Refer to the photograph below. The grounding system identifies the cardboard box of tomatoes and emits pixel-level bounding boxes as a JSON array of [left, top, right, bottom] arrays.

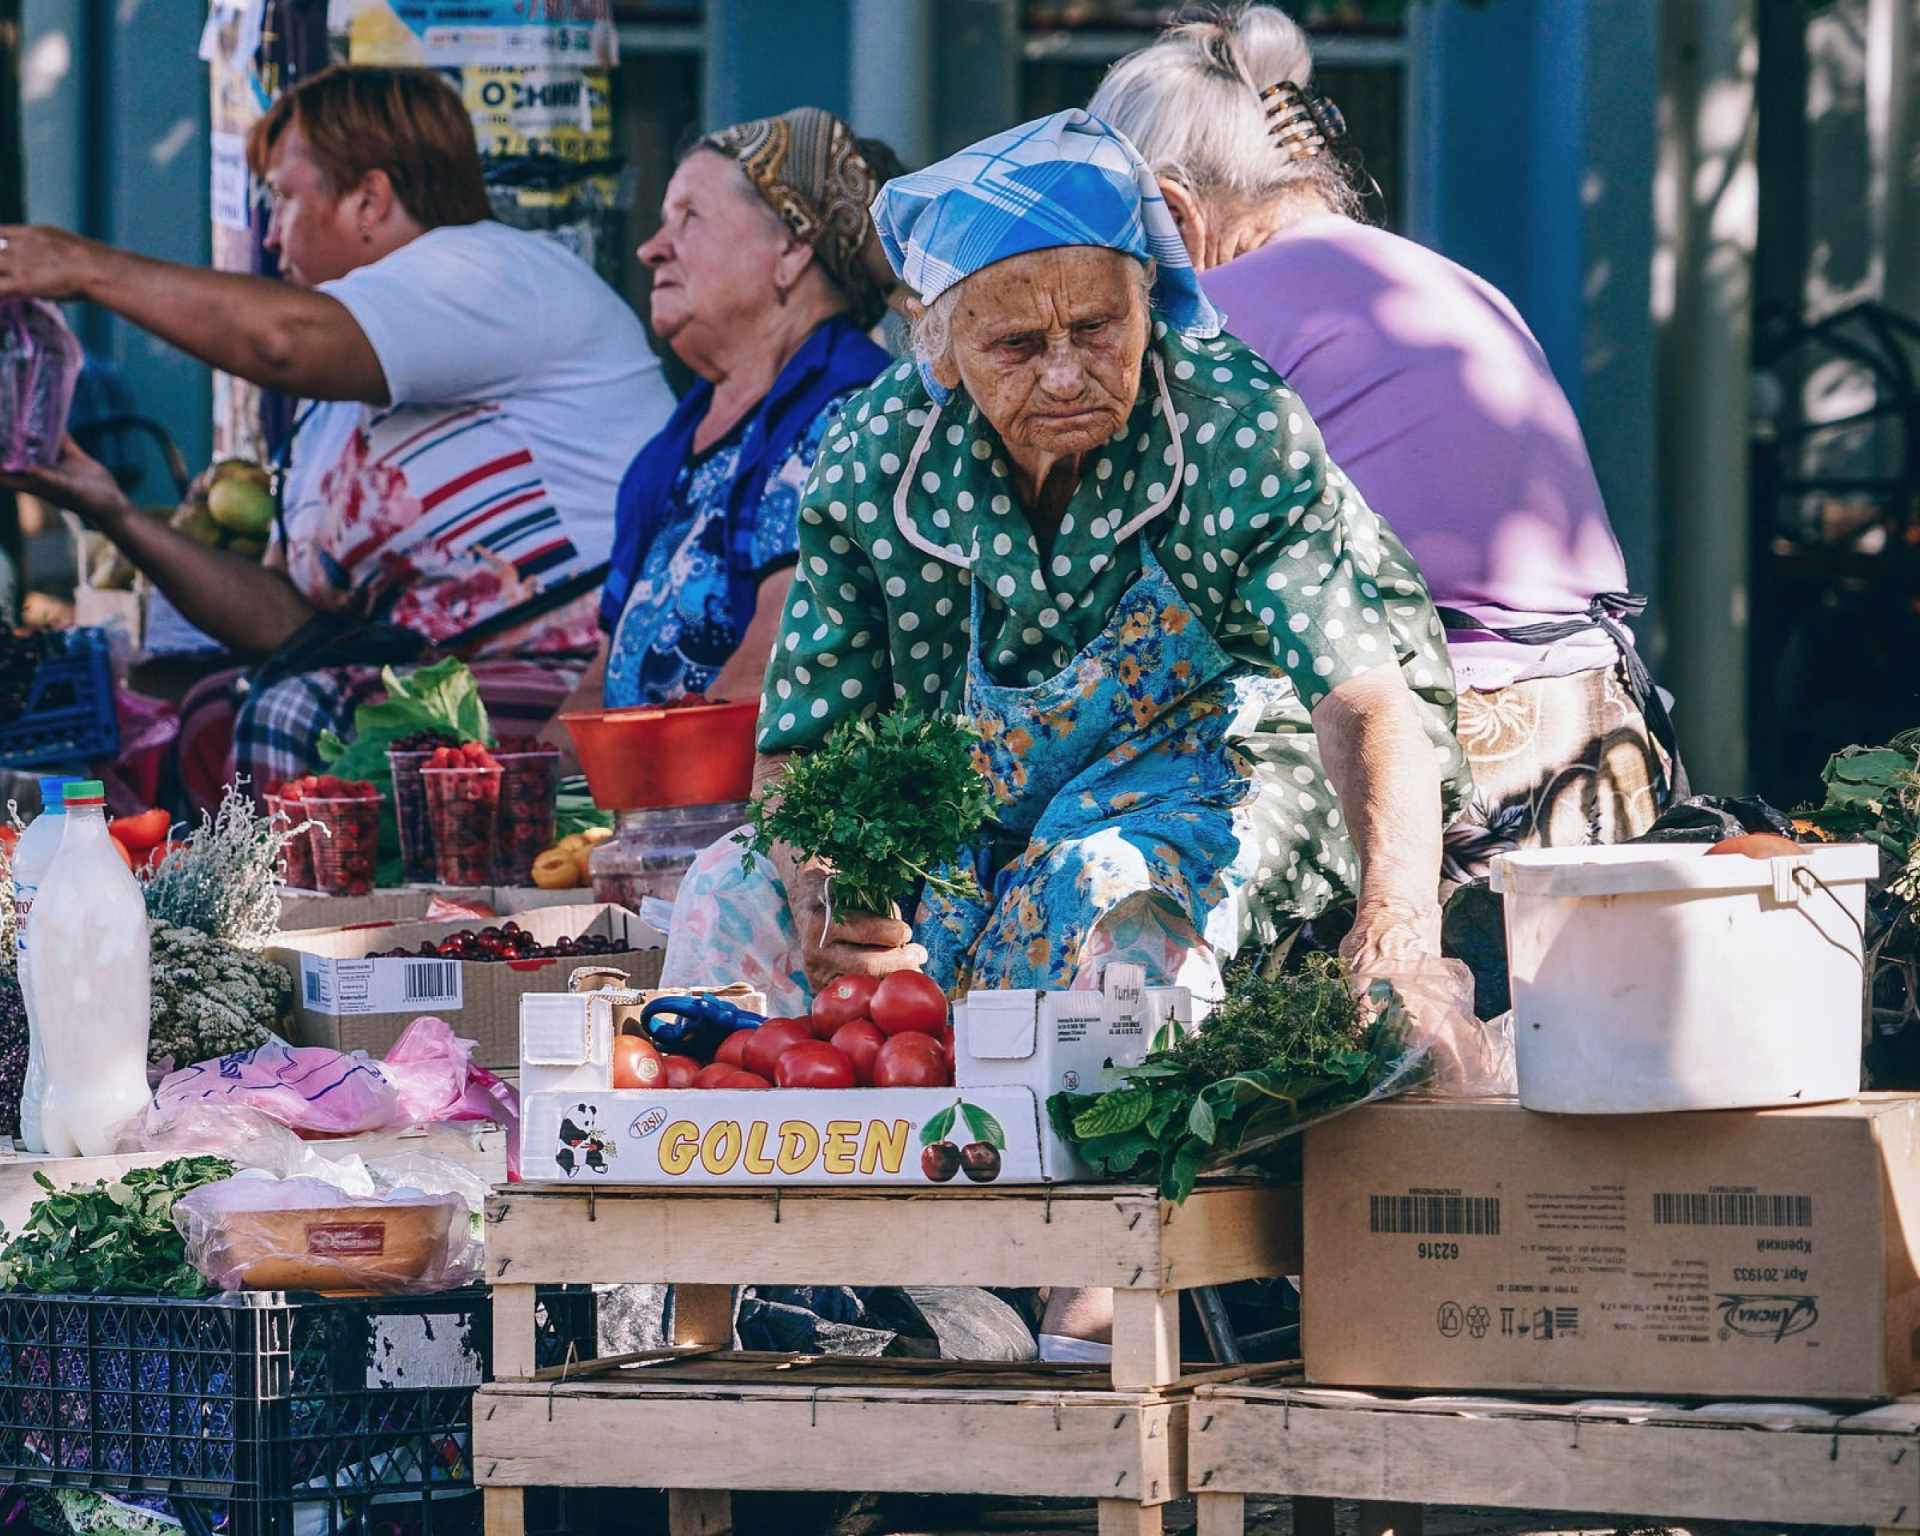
[[517, 964, 1194, 1186]]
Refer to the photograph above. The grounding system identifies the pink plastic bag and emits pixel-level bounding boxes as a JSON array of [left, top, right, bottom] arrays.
[[149, 1040, 401, 1139], [381, 1016, 522, 1179], [0, 299, 83, 471]]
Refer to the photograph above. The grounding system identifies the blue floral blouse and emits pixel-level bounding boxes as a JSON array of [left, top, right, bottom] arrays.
[[604, 393, 853, 707]]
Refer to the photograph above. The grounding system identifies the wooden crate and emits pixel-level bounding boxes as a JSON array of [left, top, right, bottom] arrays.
[[1185, 1380, 1920, 1536], [477, 1180, 1300, 1536]]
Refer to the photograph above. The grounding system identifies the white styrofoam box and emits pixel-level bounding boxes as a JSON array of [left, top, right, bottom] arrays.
[[522, 1086, 1047, 1186], [954, 963, 1192, 1097]]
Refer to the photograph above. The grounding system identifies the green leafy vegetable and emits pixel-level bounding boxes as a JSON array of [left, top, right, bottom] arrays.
[[317, 658, 493, 782], [1797, 729, 1920, 1043], [1797, 731, 1920, 898], [743, 710, 994, 917], [316, 659, 495, 884], [556, 776, 614, 841], [0, 1157, 235, 1296], [1047, 955, 1425, 1202]]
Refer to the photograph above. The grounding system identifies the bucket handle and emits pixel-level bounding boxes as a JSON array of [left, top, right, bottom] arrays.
[[1790, 864, 1867, 946]]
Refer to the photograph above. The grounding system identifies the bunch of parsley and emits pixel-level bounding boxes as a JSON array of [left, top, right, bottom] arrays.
[[1047, 956, 1425, 1202], [743, 710, 994, 917], [0, 1158, 235, 1297]]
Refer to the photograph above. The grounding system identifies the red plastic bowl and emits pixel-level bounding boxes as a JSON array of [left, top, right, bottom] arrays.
[[563, 699, 759, 810]]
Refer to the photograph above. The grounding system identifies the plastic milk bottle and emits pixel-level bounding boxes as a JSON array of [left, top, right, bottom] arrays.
[[9, 774, 75, 1152], [24, 780, 152, 1156]]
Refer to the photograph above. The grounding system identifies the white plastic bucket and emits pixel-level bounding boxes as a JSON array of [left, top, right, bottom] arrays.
[[1489, 842, 1879, 1113]]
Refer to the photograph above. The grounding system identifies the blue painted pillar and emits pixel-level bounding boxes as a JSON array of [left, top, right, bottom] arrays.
[[703, 0, 851, 133]]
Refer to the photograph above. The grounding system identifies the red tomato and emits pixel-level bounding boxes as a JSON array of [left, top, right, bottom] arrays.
[[872, 1032, 952, 1088], [612, 1033, 664, 1090], [741, 1019, 815, 1081], [829, 1020, 887, 1085], [692, 1062, 739, 1089], [811, 975, 879, 1036], [869, 971, 949, 1037], [712, 1028, 755, 1069], [774, 1041, 858, 1090], [108, 808, 170, 854], [660, 1054, 702, 1089], [108, 836, 134, 871], [718, 1069, 772, 1090]]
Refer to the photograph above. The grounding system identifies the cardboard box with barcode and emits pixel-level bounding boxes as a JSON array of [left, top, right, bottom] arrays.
[[517, 964, 1193, 1187], [1304, 1096, 1920, 1401], [267, 903, 663, 1068]]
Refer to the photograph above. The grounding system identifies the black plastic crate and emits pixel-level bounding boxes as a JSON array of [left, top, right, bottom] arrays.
[[0, 1286, 594, 1536]]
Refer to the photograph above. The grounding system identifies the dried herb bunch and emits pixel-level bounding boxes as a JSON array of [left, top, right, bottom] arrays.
[[142, 781, 302, 949]]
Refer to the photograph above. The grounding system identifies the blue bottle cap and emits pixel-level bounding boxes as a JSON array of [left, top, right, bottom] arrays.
[[37, 776, 77, 814]]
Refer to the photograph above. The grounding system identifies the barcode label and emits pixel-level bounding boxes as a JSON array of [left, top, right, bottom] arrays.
[[1369, 1194, 1501, 1236], [1653, 1192, 1812, 1228], [404, 960, 460, 1005], [298, 956, 464, 1016]]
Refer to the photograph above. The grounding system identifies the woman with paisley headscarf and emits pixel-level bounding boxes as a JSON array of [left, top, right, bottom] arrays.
[[547, 108, 902, 735]]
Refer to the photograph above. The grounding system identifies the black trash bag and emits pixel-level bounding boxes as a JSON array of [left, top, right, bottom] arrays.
[[1629, 793, 1796, 845], [736, 1285, 895, 1355]]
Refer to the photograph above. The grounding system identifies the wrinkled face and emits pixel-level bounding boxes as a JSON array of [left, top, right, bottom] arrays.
[[943, 247, 1149, 468], [639, 150, 790, 359], [262, 126, 366, 288]]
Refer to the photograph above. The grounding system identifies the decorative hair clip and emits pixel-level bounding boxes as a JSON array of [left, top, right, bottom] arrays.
[[1260, 80, 1347, 159]]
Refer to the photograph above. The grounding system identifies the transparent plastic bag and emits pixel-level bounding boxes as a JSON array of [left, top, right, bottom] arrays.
[[0, 299, 83, 471], [1363, 953, 1516, 1099], [172, 1172, 480, 1294]]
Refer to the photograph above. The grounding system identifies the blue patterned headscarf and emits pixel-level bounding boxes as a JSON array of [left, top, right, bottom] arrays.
[[871, 109, 1223, 350]]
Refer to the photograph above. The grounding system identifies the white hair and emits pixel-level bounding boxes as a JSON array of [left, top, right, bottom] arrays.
[[909, 255, 1155, 376], [1088, 4, 1358, 215]]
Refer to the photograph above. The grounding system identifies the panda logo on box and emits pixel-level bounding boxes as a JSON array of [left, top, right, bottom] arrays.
[[555, 1103, 618, 1178]]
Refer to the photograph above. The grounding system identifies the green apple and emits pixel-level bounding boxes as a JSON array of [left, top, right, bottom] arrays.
[[206, 464, 276, 536]]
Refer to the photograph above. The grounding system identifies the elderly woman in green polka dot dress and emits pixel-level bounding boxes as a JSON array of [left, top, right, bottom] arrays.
[[659, 109, 1469, 1023]]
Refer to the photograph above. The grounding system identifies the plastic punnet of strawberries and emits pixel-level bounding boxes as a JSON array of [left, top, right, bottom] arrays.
[[421, 742, 504, 886], [283, 775, 381, 895]]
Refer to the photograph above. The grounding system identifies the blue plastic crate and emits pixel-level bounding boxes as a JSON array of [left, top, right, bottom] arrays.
[[0, 628, 120, 769]]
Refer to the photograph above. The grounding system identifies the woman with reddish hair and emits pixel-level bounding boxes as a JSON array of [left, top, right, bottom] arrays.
[[0, 66, 674, 802]]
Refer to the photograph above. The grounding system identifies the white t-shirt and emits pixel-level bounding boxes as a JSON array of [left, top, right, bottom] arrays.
[[270, 222, 674, 651]]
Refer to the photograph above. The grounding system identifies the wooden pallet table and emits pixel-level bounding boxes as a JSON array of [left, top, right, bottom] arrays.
[[475, 1179, 1300, 1536], [1186, 1380, 1920, 1536]]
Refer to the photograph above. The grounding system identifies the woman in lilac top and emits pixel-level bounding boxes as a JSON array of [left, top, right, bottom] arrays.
[[1091, 5, 1682, 876]]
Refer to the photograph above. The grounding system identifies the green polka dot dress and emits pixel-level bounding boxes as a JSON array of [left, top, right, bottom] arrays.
[[760, 323, 1471, 934]]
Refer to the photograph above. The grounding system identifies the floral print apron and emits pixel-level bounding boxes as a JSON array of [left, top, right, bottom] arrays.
[[918, 545, 1299, 995]]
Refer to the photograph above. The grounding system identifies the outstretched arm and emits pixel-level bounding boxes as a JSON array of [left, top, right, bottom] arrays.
[[0, 226, 388, 403]]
